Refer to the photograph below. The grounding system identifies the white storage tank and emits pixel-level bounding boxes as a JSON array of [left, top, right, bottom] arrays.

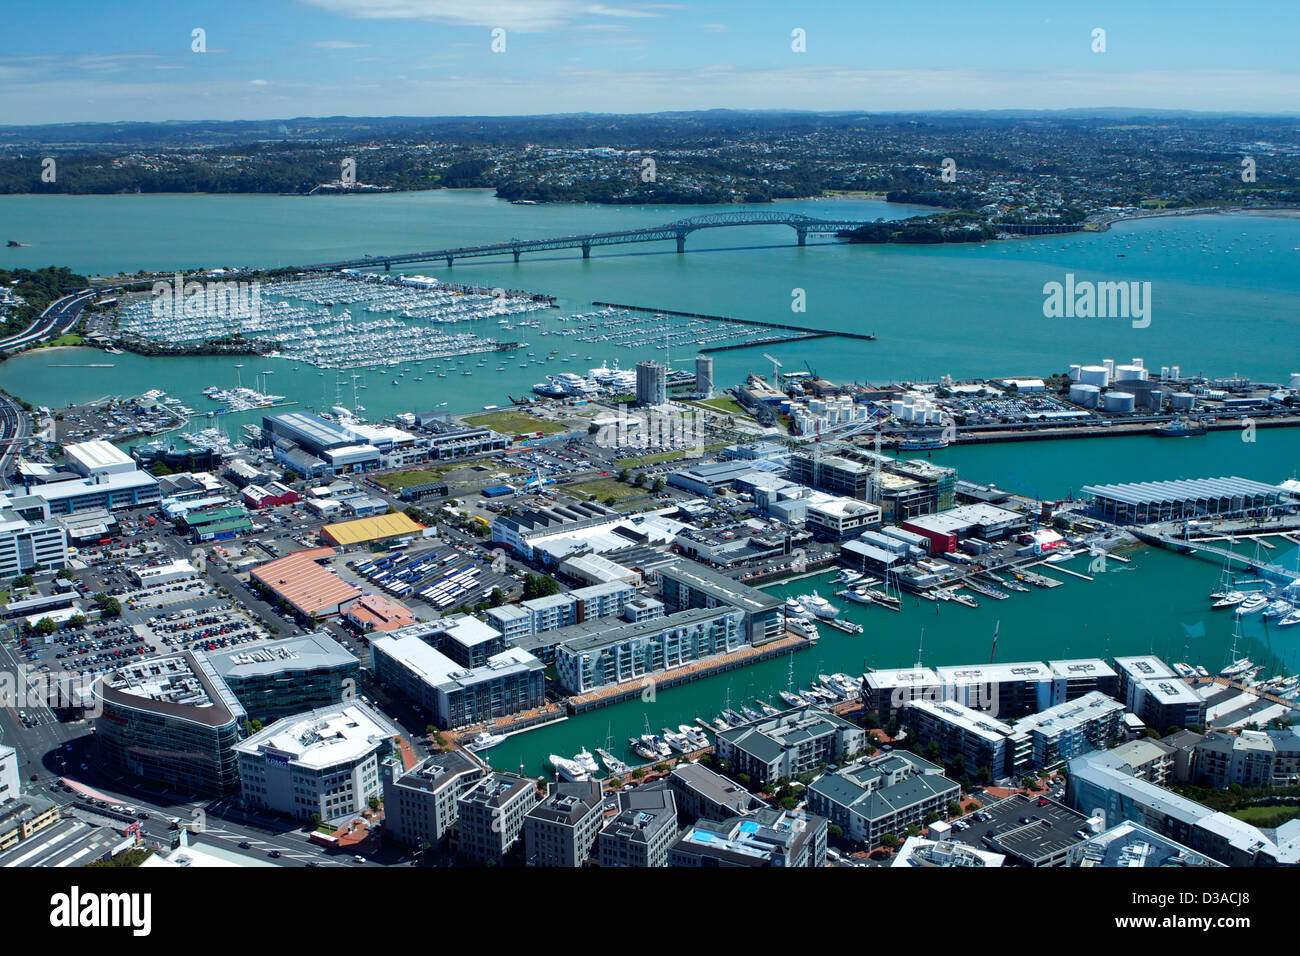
[[1159, 366, 1170, 380], [1131, 357, 1144, 369], [1114, 364, 1149, 382], [1170, 365, 1180, 380], [1170, 392, 1197, 411], [1079, 365, 1111, 387], [1103, 391, 1135, 413], [1103, 359, 1115, 375], [1069, 383, 1101, 408], [1069, 364, 1083, 382], [1289, 373, 1300, 391]]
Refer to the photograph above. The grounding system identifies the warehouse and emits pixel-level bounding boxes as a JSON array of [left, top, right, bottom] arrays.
[[251, 547, 362, 620], [320, 512, 425, 548], [903, 503, 1027, 555], [1081, 476, 1293, 525]]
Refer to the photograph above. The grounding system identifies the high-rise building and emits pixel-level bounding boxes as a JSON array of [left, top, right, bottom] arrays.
[[635, 360, 667, 406]]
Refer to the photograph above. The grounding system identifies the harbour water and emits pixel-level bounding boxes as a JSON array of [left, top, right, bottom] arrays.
[[2, 190, 1298, 774]]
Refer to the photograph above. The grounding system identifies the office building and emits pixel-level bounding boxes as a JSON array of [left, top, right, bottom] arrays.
[[0, 506, 68, 576], [715, 707, 866, 787], [205, 632, 360, 722], [670, 807, 827, 867], [806, 752, 960, 847], [523, 780, 604, 867], [381, 750, 485, 850], [234, 702, 399, 821], [93, 652, 247, 796], [1072, 821, 1223, 868], [457, 772, 538, 864], [370, 617, 545, 729], [598, 787, 679, 868]]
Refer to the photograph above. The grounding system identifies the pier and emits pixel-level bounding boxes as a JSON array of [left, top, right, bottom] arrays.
[[592, 301, 877, 347]]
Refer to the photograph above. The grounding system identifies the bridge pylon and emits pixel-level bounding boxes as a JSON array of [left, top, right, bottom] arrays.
[[796, 227, 807, 247], [676, 232, 686, 254], [513, 249, 520, 263], [581, 242, 590, 259]]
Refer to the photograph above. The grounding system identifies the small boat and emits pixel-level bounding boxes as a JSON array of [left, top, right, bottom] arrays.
[[629, 737, 658, 761], [1213, 590, 1247, 609], [1278, 609, 1300, 628], [721, 708, 747, 727], [662, 729, 693, 754], [550, 754, 590, 782], [1172, 662, 1198, 679], [680, 724, 709, 749], [787, 617, 818, 639], [784, 596, 812, 619], [779, 690, 807, 708], [466, 731, 507, 752], [758, 700, 780, 716], [741, 704, 762, 721], [596, 748, 630, 775], [799, 592, 839, 620]]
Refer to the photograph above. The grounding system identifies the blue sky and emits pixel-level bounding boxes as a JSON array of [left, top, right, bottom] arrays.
[[2, 0, 1299, 124]]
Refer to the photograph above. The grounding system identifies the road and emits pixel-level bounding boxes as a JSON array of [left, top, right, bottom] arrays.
[[0, 390, 30, 486], [0, 288, 95, 352]]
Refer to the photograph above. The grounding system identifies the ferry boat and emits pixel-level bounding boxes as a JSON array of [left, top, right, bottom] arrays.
[[466, 731, 507, 752], [550, 754, 590, 782], [898, 437, 950, 451], [1156, 418, 1207, 437]]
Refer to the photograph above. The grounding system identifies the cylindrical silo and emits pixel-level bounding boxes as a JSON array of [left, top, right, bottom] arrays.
[[1171, 392, 1196, 411]]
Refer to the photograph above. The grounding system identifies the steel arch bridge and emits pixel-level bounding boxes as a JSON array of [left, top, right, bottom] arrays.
[[302, 210, 871, 271]]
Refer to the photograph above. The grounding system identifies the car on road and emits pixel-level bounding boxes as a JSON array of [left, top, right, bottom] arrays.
[[238, 841, 251, 849], [353, 855, 365, 863], [268, 850, 282, 858]]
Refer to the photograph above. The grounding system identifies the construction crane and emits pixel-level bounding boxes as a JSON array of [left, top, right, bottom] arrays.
[[762, 352, 783, 388]]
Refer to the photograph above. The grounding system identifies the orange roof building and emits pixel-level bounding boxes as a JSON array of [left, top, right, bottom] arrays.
[[250, 547, 362, 620], [344, 593, 418, 633], [320, 512, 424, 548]]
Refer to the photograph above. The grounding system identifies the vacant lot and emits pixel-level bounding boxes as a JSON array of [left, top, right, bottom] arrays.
[[462, 410, 569, 436], [372, 468, 447, 491], [696, 396, 747, 416], [569, 478, 648, 504]]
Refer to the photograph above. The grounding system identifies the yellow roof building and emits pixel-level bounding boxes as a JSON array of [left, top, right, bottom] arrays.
[[321, 512, 424, 547]]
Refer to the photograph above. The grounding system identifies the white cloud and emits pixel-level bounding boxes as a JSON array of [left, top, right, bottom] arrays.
[[295, 0, 675, 32], [311, 40, 371, 49]]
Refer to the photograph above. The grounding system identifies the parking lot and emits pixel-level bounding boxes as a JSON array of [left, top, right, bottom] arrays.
[[950, 792, 1089, 866]]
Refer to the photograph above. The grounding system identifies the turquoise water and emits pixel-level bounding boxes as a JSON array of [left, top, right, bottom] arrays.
[[2, 191, 1297, 773]]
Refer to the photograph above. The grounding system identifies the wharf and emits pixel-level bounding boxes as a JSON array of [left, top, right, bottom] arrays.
[[1017, 569, 1063, 588], [566, 632, 814, 714], [1048, 564, 1095, 581], [591, 301, 877, 344]]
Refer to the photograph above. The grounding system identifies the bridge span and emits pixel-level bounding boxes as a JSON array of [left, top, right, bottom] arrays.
[[303, 211, 871, 271]]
